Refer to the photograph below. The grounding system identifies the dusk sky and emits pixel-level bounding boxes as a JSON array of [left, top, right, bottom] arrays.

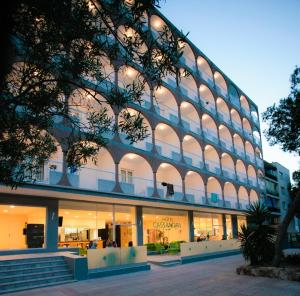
[[160, 0, 300, 179]]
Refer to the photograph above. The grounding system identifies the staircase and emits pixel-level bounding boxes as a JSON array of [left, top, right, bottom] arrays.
[[0, 256, 76, 294]]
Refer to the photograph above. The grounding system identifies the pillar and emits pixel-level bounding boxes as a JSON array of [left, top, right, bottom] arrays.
[[188, 210, 194, 242], [46, 199, 59, 251], [231, 215, 238, 239], [136, 206, 143, 246], [222, 213, 227, 240]]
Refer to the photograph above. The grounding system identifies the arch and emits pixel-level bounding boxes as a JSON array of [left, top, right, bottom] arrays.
[[233, 134, 245, 158], [179, 41, 196, 70], [118, 108, 152, 151], [179, 69, 199, 102], [221, 153, 236, 180], [250, 189, 259, 204], [245, 141, 255, 163], [236, 159, 247, 183], [214, 71, 227, 97], [185, 171, 205, 204], [75, 147, 115, 192], [157, 163, 183, 201], [118, 66, 151, 109], [119, 153, 153, 197], [240, 95, 250, 116], [242, 118, 252, 137], [202, 114, 218, 144], [204, 145, 221, 175], [197, 56, 213, 86], [255, 147, 262, 159], [216, 97, 231, 124], [247, 165, 257, 186], [224, 182, 238, 209], [231, 109, 243, 134], [69, 88, 114, 138], [207, 177, 223, 205], [180, 101, 201, 134], [150, 15, 171, 40], [219, 125, 233, 152], [228, 84, 240, 108], [155, 123, 181, 161], [199, 85, 216, 114], [257, 169, 265, 189], [182, 135, 203, 168], [238, 186, 249, 209], [253, 130, 261, 146], [154, 86, 179, 123], [251, 108, 259, 124]]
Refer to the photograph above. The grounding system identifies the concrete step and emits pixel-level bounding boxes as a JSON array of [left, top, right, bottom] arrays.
[[0, 256, 64, 266]]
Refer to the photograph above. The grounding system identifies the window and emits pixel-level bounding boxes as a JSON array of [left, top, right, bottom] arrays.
[[121, 169, 133, 183], [282, 201, 286, 210]]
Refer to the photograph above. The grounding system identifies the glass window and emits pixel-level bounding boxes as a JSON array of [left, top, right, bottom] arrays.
[[143, 208, 188, 245], [0, 204, 46, 250], [193, 212, 223, 241], [121, 169, 133, 183], [226, 215, 233, 239], [237, 215, 247, 233]]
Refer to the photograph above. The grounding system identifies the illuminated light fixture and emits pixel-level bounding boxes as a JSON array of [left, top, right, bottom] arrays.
[[126, 68, 135, 77], [88, 213, 92, 216], [205, 146, 211, 150], [153, 20, 162, 29], [33, 71, 39, 76], [199, 85, 206, 91], [127, 153, 136, 160], [87, 94, 93, 100], [156, 87, 164, 95], [219, 125, 224, 130], [184, 135, 192, 141], [187, 171, 193, 176], [202, 114, 209, 120], [161, 163, 169, 168], [9, 205, 15, 208], [155, 216, 159, 219], [158, 124, 165, 130], [181, 102, 189, 109], [75, 216, 79, 218], [125, 28, 134, 38], [3, 209, 8, 213], [64, 211, 69, 215]]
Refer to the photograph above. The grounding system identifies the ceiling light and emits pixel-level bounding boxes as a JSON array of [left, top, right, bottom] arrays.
[[9, 205, 15, 208], [88, 213, 92, 216], [158, 124, 165, 130], [3, 209, 8, 213], [64, 211, 69, 215], [181, 102, 189, 108], [75, 216, 79, 218]]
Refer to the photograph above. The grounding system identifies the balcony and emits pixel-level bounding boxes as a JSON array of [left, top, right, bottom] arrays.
[[203, 128, 219, 144], [237, 172, 248, 184], [220, 139, 233, 152], [217, 112, 231, 125], [245, 154, 256, 164], [222, 167, 236, 180], [181, 117, 201, 135], [120, 133, 153, 152], [185, 187, 206, 205], [154, 103, 179, 124], [232, 120, 243, 134], [205, 160, 221, 175], [207, 192, 223, 207], [183, 151, 204, 169], [248, 177, 257, 187], [155, 139, 181, 162], [256, 157, 264, 168], [199, 71, 214, 87], [180, 84, 198, 103], [215, 85, 228, 98], [234, 146, 245, 158], [120, 176, 153, 197]]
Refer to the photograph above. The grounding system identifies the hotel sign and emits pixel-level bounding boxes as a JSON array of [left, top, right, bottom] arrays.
[[153, 216, 181, 230]]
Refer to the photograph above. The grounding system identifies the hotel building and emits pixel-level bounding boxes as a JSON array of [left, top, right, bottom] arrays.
[[0, 6, 265, 254]]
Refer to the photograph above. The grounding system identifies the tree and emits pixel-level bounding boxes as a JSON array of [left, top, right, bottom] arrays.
[[262, 66, 300, 266], [0, 0, 185, 187]]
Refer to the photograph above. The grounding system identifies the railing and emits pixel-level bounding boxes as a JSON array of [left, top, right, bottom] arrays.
[[180, 55, 196, 71], [234, 145, 245, 158], [236, 172, 248, 184], [222, 167, 236, 180], [154, 102, 179, 124], [180, 84, 199, 103], [256, 157, 264, 168], [241, 106, 250, 118], [205, 160, 221, 175], [157, 183, 184, 201], [120, 176, 154, 197], [200, 97, 217, 114], [155, 139, 181, 161], [215, 85, 228, 98], [120, 133, 153, 152], [238, 200, 250, 210], [220, 139, 233, 152], [185, 187, 206, 204], [181, 116, 201, 135], [199, 71, 214, 87], [162, 74, 177, 89], [248, 177, 257, 187], [207, 191, 223, 207], [217, 111, 231, 124], [224, 195, 238, 209], [203, 128, 219, 144], [232, 120, 243, 134], [183, 151, 203, 169], [245, 154, 255, 164]]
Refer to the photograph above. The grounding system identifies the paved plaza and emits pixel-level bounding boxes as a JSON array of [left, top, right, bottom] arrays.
[[7, 255, 300, 296]]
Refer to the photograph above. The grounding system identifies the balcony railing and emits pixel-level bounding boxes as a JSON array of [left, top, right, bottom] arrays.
[[185, 187, 206, 204], [220, 139, 233, 152], [120, 176, 154, 197], [183, 151, 204, 169], [234, 145, 245, 158], [155, 139, 181, 162], [154, 102, 179, 124], [203, 128, 219, 144], [207, 192, 223, 207], [238, 200, 250, 210], [205, 160, 221, 175], [180, 85, 199, 103], [224, 195, 238, 209], [157, 183, 183, 201], [237, 172, 248, 184], [199, 71, 214, 87], [180, 55, 196, 71], [217, 112, 231, 125], [245, 154, 255, 164], [200, 97, 217, 114], [181, 116, 201, 135], [215, 85, 228, 98], [248, 177, 257, 187], [222, 167, 236, 180], [120, 133, 153, 152], [241, 106, 251, 118], [232, 120, 243, 134]]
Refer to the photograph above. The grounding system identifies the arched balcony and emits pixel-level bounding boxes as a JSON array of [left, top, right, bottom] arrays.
[[182, 135, 203, 168], [228, 84, 240, 109], [242, 118, 253, 141], [150, 15, 171, 41], [251, 108, 259, 126], [71, 147, 115, 191], [221, 153, 236, 180], [255, 147, 264, 168], [118, 108, 152, 152], [179, 69, 199, 102], [180, 101, 201, 134], [257, 170, 265, 190], [250, 189, 259, 204], [240, 95, 251, 117], [154, 86, 179, 123], [207, 177, 223, 206], [245, 141, 255, 164], [233, 134, 245, 158], [185, 171, 205, 204], [219, 125, 233, 152], [197, 56, 214, 87], [118, 66, 151, 109], [216, 98, 231, 124], [236, 160, 248, 184], [253, 130, 261, 147], [214, 71, 227, 98], [119, 153, 153, 197], [238, 186, 249, 209], [224, 182, 238, 209], [202, 114, 219, 144], [155, 123, 181, 162], [231, 109, 243, 134], [204, 145, 221, 175], [179, 41, 196, 71], [69, 88, 114, 138], [199, 85, 216, 114], [157, 163, 183, 201], [247, 165, 257, 187]]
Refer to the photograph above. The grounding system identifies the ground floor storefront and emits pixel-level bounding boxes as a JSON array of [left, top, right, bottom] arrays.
[[0, 188, 247, 254]]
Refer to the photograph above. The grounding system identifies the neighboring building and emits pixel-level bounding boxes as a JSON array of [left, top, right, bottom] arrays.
[[264, 161, 299, 232], [0, 6, 265, 254]]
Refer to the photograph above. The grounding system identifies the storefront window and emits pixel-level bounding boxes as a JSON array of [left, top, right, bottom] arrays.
[[226, 215, 233, 239], [193, 212, 223, 241], [0, 204, 46, 250], [237, 215, 247, 233], [58, 201, 136, 249], [143, 208, 188, 245]]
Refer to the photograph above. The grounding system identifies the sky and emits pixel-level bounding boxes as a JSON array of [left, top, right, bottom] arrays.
[[159, 0, 300, 179]]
